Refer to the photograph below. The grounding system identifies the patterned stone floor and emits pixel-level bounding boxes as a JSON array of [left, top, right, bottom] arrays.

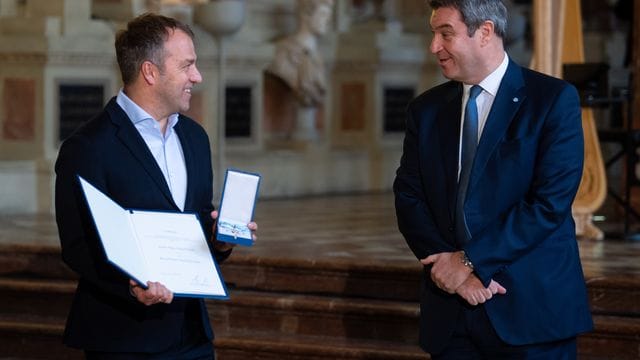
[[2, 192, 640, 278]]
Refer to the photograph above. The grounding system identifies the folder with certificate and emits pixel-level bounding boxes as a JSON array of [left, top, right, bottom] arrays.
[[78, 176, 228, 299], [216, 169, 261, 246]]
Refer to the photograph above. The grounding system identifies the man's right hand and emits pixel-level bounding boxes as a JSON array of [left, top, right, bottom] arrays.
[[129, 279, 173, 306], [456, 275, 507, 306], [421, 251, 473, 294]]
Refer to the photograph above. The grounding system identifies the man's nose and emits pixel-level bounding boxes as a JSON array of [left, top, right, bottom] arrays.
[[429, 35, 441, 54], [192, 66, 203, 84]]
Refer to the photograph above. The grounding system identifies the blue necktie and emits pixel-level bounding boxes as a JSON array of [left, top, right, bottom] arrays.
[[456, 85, 482, 245]]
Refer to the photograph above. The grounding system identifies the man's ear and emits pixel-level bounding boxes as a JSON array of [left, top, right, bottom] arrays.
[[140, 61, 158, 85], [478, 20, 495, 46]]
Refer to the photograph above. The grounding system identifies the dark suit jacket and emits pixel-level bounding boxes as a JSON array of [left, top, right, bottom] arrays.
[[394, 59, 593, 353], [55, 98, 229, 352]]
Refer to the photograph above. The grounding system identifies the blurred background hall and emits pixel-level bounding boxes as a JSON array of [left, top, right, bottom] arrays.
[[0, 0, 639, 359]]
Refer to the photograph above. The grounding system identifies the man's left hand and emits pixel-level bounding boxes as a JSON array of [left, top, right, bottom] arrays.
[[210, 210, 258, 251], [456, 275, 507, 306]]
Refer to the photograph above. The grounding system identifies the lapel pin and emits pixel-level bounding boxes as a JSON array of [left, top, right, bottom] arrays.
[[513, 97, 519, 102]]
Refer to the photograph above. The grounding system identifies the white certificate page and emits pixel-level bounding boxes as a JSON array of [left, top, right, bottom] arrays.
[[79, 176, 227, 299], [129, 210, 227, 297]]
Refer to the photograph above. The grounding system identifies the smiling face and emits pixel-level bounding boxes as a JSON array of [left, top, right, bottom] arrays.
[[429, 6, 485, 84], [154, 29, 202, 115]]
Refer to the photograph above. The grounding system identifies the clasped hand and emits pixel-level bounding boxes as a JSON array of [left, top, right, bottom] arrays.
[[421, 251, 506, 306]]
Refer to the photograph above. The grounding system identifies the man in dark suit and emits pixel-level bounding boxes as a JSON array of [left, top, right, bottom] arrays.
[[55, 13, 256, 359], [393, 0, 593, 358]]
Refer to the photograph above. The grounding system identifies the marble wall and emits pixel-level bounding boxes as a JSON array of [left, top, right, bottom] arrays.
[[0, 0, 436, 214]]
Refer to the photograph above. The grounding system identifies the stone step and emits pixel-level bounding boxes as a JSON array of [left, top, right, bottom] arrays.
[[0, 313, 425, 360], [211, 290, 640, 359], [1, 275, 638, 360], [0, 243, 423, 302], [577, 315, 640, 360], [0, 314, 82, 359], [221, 253, 640, 318], [209, 289, 419, 344], [0, 277, 74, 319], [586, 275, 640, 316], [1, 312, 635, 360], [4, 275, 638, 350], [220, 254, 422, 302], [214, 331, 426, 360], [0, 276, 419, 344], [0, 245, 74, 280], [1, 244, 639, 360], [2, 245, 639, 318], [0, 312, 423, 360]]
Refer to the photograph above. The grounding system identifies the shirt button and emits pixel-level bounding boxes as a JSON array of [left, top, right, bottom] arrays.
[[448, 226, 454, 232]]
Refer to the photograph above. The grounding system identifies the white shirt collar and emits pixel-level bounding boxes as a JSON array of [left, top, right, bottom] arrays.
[[116, 89, 179, 129], [467, 52, 509, 96]]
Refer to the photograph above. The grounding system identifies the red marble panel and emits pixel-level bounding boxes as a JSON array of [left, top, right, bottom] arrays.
[[340, 82, 365, 131], [263, 73, 297, 135], [2, 78, 36, 141]]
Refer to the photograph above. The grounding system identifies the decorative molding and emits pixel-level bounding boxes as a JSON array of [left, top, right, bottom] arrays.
[[333, 60, 423, 73], [0, 52, 115, 66], [46, 52, 115, 66], [0, 52, 47, 65], [197, 55, 272, 71]]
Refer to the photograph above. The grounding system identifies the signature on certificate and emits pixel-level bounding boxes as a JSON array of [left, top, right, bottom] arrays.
[[190, 275, 209, 287]]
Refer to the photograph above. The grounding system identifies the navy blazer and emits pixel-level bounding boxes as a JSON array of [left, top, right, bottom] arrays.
[[55, 98, 228, 352], [394, 60, 593, 353]]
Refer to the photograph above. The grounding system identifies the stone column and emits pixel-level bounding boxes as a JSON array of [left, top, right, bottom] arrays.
[[531, 0, 607, 240]]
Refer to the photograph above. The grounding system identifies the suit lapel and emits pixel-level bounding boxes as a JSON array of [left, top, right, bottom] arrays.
[[436, 84, 463, 220], [106, 99, 177, 209], [468, 61, 526, 193], [174, 119, 196, 210]]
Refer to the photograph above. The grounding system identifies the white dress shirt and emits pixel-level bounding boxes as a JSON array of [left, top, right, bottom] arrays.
[[458, 53, 510, 177], [116, 90, 187, 211]]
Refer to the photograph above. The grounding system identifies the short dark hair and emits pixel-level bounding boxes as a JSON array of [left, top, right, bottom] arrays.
[[115, 13, 194, 85], [429, 0, 508, 39]]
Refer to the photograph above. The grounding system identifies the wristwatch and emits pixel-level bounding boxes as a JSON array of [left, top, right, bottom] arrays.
[[460, 251, 474, 270]]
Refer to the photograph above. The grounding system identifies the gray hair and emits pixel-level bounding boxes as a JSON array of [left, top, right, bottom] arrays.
[[429, 0, 508, 39]]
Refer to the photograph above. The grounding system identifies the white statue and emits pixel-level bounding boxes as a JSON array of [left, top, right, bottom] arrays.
[[267, 0, 334, 108]]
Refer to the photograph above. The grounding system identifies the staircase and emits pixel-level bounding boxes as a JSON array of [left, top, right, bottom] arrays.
[[1, 243, 639, 359], [0, 245, 426, 359], [0, 244, 75, 359], [2, 194, 640, 360], [212, 254, 425, 359]]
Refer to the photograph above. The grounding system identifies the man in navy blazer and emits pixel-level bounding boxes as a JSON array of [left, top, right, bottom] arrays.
[[55, 14, 256, 359], [394, 0, 593, 358]]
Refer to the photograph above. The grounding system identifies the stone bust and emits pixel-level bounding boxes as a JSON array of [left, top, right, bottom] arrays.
[[267, 0, 334, 107]]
